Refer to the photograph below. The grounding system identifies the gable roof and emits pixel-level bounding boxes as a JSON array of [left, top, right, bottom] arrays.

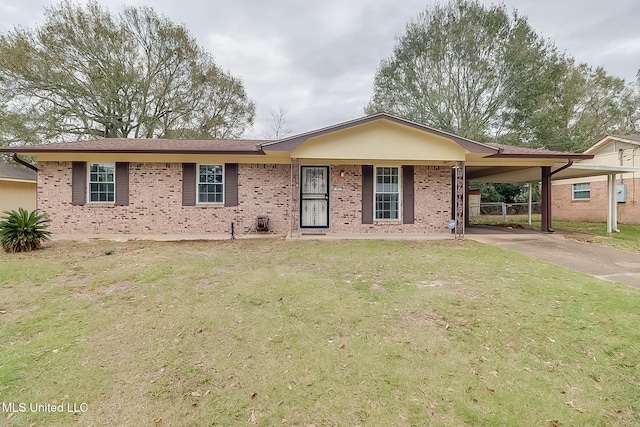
[[0, 162, 37, 181], [0, 139, 267, 155], [261, 113, 499, 154], [584, 135, 640, 155]]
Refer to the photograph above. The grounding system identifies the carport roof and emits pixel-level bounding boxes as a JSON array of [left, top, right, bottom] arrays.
[[468, 163, 640, 183], [486, 143, 593, 159], [467, 143, 597, 183]]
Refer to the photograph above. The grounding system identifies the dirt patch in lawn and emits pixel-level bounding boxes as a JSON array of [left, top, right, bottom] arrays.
[[400, 306, 443, 326], [72, 281, 140, 300]]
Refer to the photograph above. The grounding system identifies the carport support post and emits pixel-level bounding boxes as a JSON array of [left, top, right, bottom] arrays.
[[527, 182, 533, 226], [607, 173, 618, 233], [540, 166, 552, 232]]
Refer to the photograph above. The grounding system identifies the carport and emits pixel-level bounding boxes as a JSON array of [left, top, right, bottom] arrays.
[[465, 143, 640, 233]]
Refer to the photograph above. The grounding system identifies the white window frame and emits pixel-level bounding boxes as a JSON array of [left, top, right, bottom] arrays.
[[197, 164, 225, 204], [572, 182, 591, 200], [374, 166, 401, 220], [88, 163, 115, 203]]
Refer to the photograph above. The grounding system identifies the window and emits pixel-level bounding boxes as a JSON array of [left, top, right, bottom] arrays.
[[89, 163, 115, 202], [375, 166, 399, 220], [198, 164, 224, 203], [572, 182, 590, 200]]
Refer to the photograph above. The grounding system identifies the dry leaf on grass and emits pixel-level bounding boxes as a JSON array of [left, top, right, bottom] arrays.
[[566, 401, 585, 413]]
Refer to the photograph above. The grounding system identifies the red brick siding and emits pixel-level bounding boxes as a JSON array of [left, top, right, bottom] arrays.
[[325, 165, 452, 234], [37, 162, 291, 235], [553, 177, 640, 224], [38, 161, 454, 236]]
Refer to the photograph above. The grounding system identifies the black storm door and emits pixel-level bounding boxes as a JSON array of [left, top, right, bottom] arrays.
[[300, 166, 329, 228]]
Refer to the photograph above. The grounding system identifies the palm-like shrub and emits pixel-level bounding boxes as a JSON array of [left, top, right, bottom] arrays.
[[0, 208, 52, 253]]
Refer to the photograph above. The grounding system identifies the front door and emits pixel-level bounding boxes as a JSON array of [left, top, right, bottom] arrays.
[[300, 166, 329, 228]]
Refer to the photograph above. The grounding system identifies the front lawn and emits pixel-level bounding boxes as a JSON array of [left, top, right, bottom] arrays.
[[1, 239, 639, 426]]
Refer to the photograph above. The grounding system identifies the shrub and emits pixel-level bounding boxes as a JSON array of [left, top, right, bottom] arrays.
[[0, 208, 52, 253]]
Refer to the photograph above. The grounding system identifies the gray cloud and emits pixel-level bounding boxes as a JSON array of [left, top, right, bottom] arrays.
[[1, 0, 638, 138]]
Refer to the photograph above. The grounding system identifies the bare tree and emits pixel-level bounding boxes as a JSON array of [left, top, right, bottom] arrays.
[[262, 105, 291, 140]]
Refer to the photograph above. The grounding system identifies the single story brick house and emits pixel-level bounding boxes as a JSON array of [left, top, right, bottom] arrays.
[[552, 135, 640, 225], [0, 162, 37, 214], [0, 113, 597, 238]]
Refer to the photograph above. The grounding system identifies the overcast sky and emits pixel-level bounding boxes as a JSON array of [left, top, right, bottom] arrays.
[[1, 0, 639, 138]]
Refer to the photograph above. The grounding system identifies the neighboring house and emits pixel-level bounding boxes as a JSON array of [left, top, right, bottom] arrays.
[[553, 135, 640, 224], [0, 162, 37, 214], [0, 114, 596, 237]]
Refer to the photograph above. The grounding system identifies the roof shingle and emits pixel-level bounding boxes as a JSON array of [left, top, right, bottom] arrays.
[[0, 138, 268, 154], [0, 162, 37, 181], [487, 143, 592, 159]]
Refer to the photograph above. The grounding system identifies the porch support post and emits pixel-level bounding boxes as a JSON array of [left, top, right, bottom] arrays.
[[291, 158, 300, 237], [541, 166, 552, 232], [464, 176, 470, 228], [455, 161, 465, 238]]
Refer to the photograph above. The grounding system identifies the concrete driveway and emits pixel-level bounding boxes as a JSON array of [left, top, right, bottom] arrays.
[[466, 225, 640, 288]]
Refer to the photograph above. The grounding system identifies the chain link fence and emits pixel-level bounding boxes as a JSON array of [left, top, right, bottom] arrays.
[[470, 202, 541, 223]]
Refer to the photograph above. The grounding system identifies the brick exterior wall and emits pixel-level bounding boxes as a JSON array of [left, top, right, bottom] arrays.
[[38, 161, 453, 236], [324, 165, 452, 234], [553, 177, 640, 224], [38, 162, 291, 235]]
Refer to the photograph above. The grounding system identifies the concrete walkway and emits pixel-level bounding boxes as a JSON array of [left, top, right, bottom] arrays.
[[466, 225, 640, 288]]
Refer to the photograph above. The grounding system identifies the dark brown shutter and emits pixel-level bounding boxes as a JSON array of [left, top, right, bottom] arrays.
[[362, 165, 373, 224], [71, 162, 86, 206], [115, 162, 129, 206], [182, 163, 196, 206], [224, 163, 239, 207], [402, 166, 414, 224]]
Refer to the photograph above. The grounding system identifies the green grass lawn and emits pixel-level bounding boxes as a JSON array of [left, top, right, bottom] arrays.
[[1, 239, 639, 426]]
